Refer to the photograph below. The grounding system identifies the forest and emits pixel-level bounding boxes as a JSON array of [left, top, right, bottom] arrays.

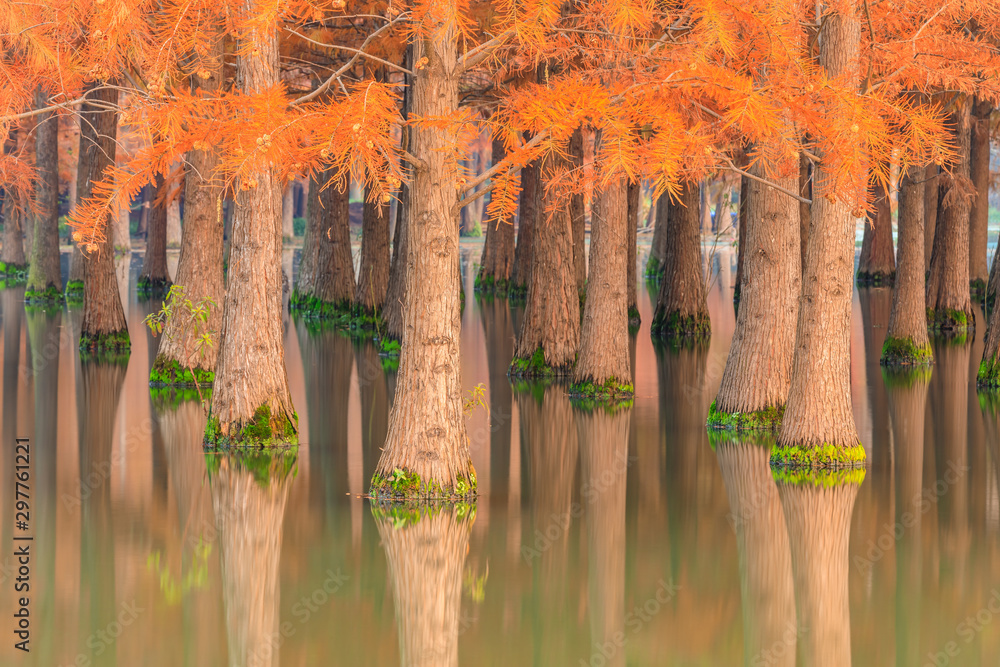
[[0, 0, 999, 505]]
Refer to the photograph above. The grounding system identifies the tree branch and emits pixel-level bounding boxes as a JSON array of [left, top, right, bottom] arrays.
[[456, 30, 515, 74], [720, 154, 812, 204]]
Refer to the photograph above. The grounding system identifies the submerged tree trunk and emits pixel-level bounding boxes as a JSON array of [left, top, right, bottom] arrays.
[[923, 164, 939, 273], [208, 7, 296, 444], [79, 85, 129, 353], [650, 181, 710, 341], [626, 179, 640, 328], [355, 179, 391, 318], [371, 5, 475, 499], [573, 175, 631, 397], [926, 98, 974, 335], [856, 179, 895, 286], [775, 9, 862, 465], [969, 98, 992, 299], [882, 167, 931, 365], [475, 137, 515, 293], [570, 127, 586, 293], [374, 508, 472, 667], [510, 152, 580, 376], [137, 173, 172, 296], [153, 48, 225, 385], [509, 155, 538, 298], [25, 88, 63, 302], [646, 194, 669, 280], [712, 161, 800, 425]]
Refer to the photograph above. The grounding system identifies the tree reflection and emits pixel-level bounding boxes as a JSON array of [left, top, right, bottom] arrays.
[[373, 503, 474, 667], [208, 449, 297, 667], [776, 470, 863, 667], [713, 433, 795, 667]]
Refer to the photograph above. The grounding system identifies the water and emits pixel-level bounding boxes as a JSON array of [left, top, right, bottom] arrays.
[[2, 246, 999, 666]]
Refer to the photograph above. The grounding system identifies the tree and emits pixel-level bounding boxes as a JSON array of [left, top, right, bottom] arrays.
[[645, 195, 668, 280], [475, 137, 516, 293], [355, 178, 391, 319], [24, 87, 63, 303], [969, 98, 992, 299], [626, 179, 640, 328], [856, 179, 895, 285], [882, 167, 932, 365], [508, 156, 537, 299], [136, 172, 172, 296], [0, 128, 29, 277], [289, 176, 354, 316]]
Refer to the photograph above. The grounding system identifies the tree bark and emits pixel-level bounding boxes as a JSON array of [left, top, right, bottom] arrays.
[[923, 164, 939, 273], [980, 296, 1000, 387], [355, 178, 391, 316], [798, 152, 811, 275], [734, 175, 748, 308], [926, 98, 974, 335], [282, 183, 295, 239], [1, 182, 27, 273], [570, 127, 586, 293], [776, 9, 862, 462], [290, 175, 354, 314], [79, 84, 129, 353], [650, 181, 710, 341], [989, 236, 1000, 309], [208, 6, 296, 444], [384, 180, 409, 341], [856, 178, 895, 285], [135, 184, 150, 238], [969, 98, 992, 299], [371, 6, 475, 499], [626, 179, 640, 327], [646, 194, 669, 280], [573, 175, 631, 394], [509, 154, 538, 298], [374, 508, 472, 667], [137, 172, 172, 295], [511, 152, 580, 375], [166, 173, 182, 247], [25, 87, 63, 302], [713, 163, 800, 423], [777, 479, 861, 667], [153, 47, 225, 384], [882, 167, 931, 365], [475, 137, 515, 293]]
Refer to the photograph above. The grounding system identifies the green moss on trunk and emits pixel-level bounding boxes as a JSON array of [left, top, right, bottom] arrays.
[[369, 466, 477, 501], [707, 400, 784, 430], [149, 355, 214, 386], [769, 442, 866, 469], [65, 280, 84, 305], [0, 262, 28, 285], [79, 329, 130, 354], [25, 285, 64, 304], [649, 310, 710, 342], [880, 336, 933, 366], [978, 357, 1000, 388], [474, 273, 510, 295], [289, 290, 353, 320], [627, 306, 641, 334], [204, 404, 298, 448], [855, 270, 895, 287], [644, 255, 662, 281], [137, 276, 173, 297], [927, 307, 973, 334], [506, 283, 528, 303], [569, 377, 634, 411], [971, 278, 987, 302], [508, 347, 574, 378]]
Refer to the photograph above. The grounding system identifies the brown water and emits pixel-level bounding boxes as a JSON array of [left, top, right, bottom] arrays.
[[2, 247, 1000, 666]]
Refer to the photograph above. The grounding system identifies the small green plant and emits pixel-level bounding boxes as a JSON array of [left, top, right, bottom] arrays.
[[144, 285, 216, 410], [464, 382, 489, 418]]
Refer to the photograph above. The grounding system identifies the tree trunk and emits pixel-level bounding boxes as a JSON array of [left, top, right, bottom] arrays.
[[572, 175, 631, 397], [374, 508, 472, 667], [989, 236, 1000, 309], [775, 9, 862, 464], [509, 154, 538, 299], [289, 176, 354, 315], [135, 184, 150, 238], [282, 183, 295, 239], [923, 164, 939, 273], [700, 181, 713, 234], [570, 127, 586, 293], [734, 175, 748, 308], [712, 163, 800, 425], [79, 84, 129, 354], [856, 178, 895, 285], [882, 167, 931, 365], [777, 478, 861, 667], [475, 137, 515, 293], [650, 181, 710, 341], [384, 180, 409, 342], [153, 51, 225, 385], [969, 98, 992, 299], [799, 152, 811, 274], [1, 181, 27, 273], [166, 173, 182, 247], [371, 6, 475, 499], [208, 7, 296, 445], [646, 194, 669, 280], [980, 298, 1000, 387], [137, 173, 172, 296], [294, 172, 323, 300], [355, 178, 391, 317], [25, 87, 63, 302], [926, 98, 974, 335], [510, 152, 580, 376], [626, 179, 640, 328]]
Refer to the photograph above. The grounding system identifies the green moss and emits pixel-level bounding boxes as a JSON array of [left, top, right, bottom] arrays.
[[627, 306, 641, 329], [772, 466, 867, 487], [971, 278, 987, 301], [644, 255, 662, 281], [65, 280, 84, 305], [927, 307, 972, 334], [569, 376, 634, 411], [369, 465, 478, 501], [289, 290, 353, 320], [137, 276, 172, 297], [979, 389, 1000, 413], [707, 400, 784, 431], [79, 328, 131, 354], [881, 365, 933, 389], [706, 430, 777, 452], [508, 347, 574, 378], [880, 336, 933, 366], [510, 378, 551, 404], [371, 500, 477, 530], [0, 261, 28, 283], [474, 272, 510, 295], [24, 284, 64, 304], [650, 310, 711, 343], [204, 448, 298, 488], [855, 270, 895, 287], [149, 355, 214, 387], [506, 282, 528, 303], [150, 386, 211, 410], [379, 337, 400, 356], [978, 356, 1000, 388], [769, 442, 867, 469], [203, 404, 299, 448]]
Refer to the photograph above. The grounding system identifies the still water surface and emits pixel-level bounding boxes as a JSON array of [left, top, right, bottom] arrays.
[[1, 247, 1000, 666]]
